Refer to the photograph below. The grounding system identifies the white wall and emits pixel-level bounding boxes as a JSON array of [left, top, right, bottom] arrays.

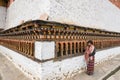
[[6, 0, 120, 32], [50, 0, 120, 32], [0, 6, 6, 29], [0, 42, 120, 80], [35, 41, 55, 60], [6, 0, 50, 29]]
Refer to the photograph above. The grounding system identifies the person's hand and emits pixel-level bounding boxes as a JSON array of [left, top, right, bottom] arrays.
[[90, 57, 93, 60]]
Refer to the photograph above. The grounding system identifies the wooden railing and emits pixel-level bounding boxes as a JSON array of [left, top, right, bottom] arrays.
[[0, 20, 120, 60]]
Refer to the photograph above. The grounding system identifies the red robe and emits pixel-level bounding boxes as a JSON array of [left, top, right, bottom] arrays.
[[84, 45, 94, 63]]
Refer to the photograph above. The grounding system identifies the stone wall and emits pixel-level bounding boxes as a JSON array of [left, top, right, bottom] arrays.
[[5, 0, 120, 32], [0, 6, 6, 29]]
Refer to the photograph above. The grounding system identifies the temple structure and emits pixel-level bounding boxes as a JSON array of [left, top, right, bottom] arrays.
[[0, 0, 120, 80]]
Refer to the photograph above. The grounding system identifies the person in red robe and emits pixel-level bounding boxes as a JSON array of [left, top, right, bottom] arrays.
[[84, 40, 96, 75]]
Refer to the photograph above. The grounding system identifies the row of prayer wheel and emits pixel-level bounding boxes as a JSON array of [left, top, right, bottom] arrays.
[[55, 39, 120, 59], [0, 20, 120, 60], [0, 39, 34, 59]]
